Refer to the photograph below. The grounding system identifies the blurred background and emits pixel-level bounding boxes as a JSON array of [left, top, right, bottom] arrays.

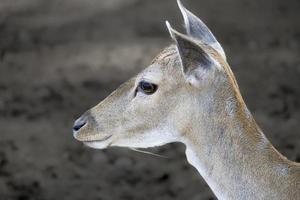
[[0, 0, 300, 199]]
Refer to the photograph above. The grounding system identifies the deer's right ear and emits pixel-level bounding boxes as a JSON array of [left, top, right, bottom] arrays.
[[166, 21, 217, 87]]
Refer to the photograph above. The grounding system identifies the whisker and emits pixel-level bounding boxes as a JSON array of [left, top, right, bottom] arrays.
[[129, 148, 169, 159]]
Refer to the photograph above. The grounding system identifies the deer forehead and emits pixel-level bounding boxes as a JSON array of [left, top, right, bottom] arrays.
[[139, 64, 164, 84], [137, 45, 182, 84]]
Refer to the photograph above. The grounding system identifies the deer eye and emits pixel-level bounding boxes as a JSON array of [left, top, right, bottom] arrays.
[[137, 81, 157, 95]]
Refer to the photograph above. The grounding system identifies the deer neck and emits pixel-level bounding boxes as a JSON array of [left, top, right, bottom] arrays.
[[181, 93, 294, 200]]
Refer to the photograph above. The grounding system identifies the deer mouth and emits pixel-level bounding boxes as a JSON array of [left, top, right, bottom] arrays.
[[82, 135, 113, 149], [83, 135, 112, 143]]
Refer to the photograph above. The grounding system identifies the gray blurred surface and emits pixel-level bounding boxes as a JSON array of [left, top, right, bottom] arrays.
[[0, 0, 300, 199]]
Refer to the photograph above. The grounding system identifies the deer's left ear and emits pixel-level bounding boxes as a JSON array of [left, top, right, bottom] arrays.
[[177, 0, 226, 60], [166, 21, 219, 87]]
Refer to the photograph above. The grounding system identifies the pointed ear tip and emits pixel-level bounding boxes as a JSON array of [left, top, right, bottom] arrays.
[[165, 21, 187, 42], [177, 0, 189, 16], [165, 21, 174, 37], [177, 0, 184, 9], [165, 20, 171, 28]]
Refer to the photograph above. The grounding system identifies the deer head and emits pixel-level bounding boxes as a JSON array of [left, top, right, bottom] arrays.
[[73, 0, 243, 150]]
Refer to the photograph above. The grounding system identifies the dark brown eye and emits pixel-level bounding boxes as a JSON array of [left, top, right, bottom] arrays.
[[138, 81, 157, 95]]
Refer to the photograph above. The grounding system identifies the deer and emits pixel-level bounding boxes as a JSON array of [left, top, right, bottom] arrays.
[[72, 0, 300, 199]]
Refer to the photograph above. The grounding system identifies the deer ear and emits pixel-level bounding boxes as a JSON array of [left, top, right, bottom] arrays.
[[177, 0, 226, 60], [166, 21, 217, 87]]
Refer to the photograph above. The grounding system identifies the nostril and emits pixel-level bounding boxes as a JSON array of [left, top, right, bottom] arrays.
[[73, 122, 86, 132], [73, 118, 87, 132]]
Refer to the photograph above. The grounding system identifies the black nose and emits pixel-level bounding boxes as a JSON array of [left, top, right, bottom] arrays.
[[73, 116, 87, 132]]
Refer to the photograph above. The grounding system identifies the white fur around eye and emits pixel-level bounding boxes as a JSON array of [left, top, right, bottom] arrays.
[[136, 90, 150, 98]]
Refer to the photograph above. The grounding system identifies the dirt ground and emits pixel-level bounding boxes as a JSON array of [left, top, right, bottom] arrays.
[[0, 0, 300, 199]]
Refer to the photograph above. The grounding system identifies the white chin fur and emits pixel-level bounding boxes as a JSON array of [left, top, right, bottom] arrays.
[[84, 141, 110, 149]]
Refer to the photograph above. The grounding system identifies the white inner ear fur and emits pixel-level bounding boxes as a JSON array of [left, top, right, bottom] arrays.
[[175, 46, 222, 88], [185, 67, 210, 87]]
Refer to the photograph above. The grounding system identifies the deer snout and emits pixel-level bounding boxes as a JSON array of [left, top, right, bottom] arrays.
[[73, 111, 101, 142]]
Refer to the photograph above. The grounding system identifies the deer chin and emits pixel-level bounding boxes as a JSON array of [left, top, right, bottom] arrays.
[[83, 135, 113, 149]]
